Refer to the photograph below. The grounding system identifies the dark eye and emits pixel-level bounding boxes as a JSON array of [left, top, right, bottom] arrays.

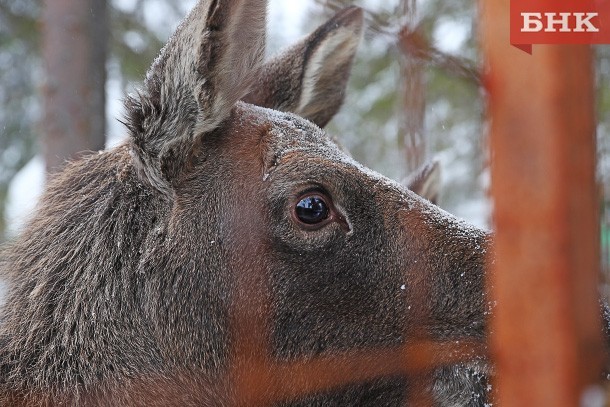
[[295, 195, 330, 225]]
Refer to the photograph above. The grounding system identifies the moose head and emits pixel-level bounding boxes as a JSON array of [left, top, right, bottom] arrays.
[[0, 1, 490, 405]]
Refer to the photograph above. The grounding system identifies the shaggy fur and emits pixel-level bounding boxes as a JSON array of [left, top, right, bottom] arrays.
[[243, 7, 363, 128]]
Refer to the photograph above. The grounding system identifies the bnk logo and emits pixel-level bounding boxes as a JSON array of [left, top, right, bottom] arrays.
[[521, 12, 599, 32], [510, 0, 610, 53]]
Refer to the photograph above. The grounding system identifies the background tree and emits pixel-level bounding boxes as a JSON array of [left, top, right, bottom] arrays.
[[41, 0, 107, 174], [0, 0, 40, 238], [398, 0, 426, 173]]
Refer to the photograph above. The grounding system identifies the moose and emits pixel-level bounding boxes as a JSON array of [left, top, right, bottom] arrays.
[[0, 1, 494, 405]]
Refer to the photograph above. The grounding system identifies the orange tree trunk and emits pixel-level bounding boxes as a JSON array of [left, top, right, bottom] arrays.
[[481, 0, 605, 405]]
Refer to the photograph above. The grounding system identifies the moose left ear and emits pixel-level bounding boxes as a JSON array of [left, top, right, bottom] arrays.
[[242, 6, 364, 128], [124, 0, 267, 185], [403, 160, 441, 204]]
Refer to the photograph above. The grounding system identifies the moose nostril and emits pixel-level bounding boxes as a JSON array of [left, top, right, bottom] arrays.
[[295, 196, 330, 225]]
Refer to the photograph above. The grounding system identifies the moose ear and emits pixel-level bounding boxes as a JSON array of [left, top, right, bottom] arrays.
[[124, 0, 266, 180], [242, 6, 363, 128], [404, 160, 441, 205]]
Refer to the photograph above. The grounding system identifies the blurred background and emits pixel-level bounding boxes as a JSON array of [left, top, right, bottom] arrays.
[[1, 0, 610, 280]]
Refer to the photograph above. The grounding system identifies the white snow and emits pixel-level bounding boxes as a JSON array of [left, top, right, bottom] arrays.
[[5, 155, 44, 238], [267, 1, 309, 51], [106, 61, 129, 149], [433, 18, 470, 54]]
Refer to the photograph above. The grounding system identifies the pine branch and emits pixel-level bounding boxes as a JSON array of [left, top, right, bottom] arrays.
[[398, 25, 481, 86]]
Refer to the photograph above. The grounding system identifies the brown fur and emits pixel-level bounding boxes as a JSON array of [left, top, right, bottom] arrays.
[[0, 1, 491, 406], [243, 7, 363, 128]]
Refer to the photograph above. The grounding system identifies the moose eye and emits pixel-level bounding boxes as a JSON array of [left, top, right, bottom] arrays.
[[295, 195, 330, 225]]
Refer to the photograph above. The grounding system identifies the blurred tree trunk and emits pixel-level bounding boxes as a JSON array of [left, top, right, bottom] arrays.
[[398, 0, 426, 174], [41, 0, 108, 175]]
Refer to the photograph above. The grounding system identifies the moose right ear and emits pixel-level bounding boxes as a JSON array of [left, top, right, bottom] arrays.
[[403, 160, 441, 205], [242, 7, 364, 128], [124, 0, 266, 185]]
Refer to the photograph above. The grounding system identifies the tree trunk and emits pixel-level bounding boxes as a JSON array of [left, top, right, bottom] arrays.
[[41, 0, 107, 175], [398, 0, 426, 175], [482, 1, 604, 404]]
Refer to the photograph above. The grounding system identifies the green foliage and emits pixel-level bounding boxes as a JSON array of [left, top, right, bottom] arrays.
[[0, 0, 40, 240]]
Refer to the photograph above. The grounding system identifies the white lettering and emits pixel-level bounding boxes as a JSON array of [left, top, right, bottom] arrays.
[[521, 12, 543, 32], [544, 12, 572, 32], [573, 12, 599, 32]]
